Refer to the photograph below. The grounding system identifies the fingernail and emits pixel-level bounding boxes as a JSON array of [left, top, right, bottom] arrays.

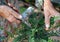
[[46, 24, 50, 28], [19, 15, 22, 19]]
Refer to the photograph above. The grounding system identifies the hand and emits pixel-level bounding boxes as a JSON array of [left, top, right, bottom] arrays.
[[0, 5, 22, 24], [44, 0, 60, 30]]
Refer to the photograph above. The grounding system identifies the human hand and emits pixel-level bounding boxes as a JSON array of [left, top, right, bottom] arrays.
[[44, 0, 60, 30], [0, 5, 22, 24]]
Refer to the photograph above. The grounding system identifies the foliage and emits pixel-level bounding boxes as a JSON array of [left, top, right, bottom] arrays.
[[13, 8, 59, 42], [0, 0, 60, 42], [0, 6, 60, 42]]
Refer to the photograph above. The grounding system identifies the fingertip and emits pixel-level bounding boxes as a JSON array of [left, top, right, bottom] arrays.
[[45, 24, 50, 30], [46, 24, 50, 28], [19, 15, 22, 19]]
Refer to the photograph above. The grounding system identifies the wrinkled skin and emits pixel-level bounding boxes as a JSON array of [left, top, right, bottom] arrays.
[[44, 0, 60, 30]]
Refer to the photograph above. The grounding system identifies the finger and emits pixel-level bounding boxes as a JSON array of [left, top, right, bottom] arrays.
[[0, 6, 11, 18], [0, 5, 22, 19], [44, 14, 50, 30], [0, 7, 14, 22], [7, 14, 20, 24], [45, 15, 50, 30], [5, 5, 22, 19], [0, 5, 21, 24], [44, 9, 50, 30], [0, 11, 19, 23]]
